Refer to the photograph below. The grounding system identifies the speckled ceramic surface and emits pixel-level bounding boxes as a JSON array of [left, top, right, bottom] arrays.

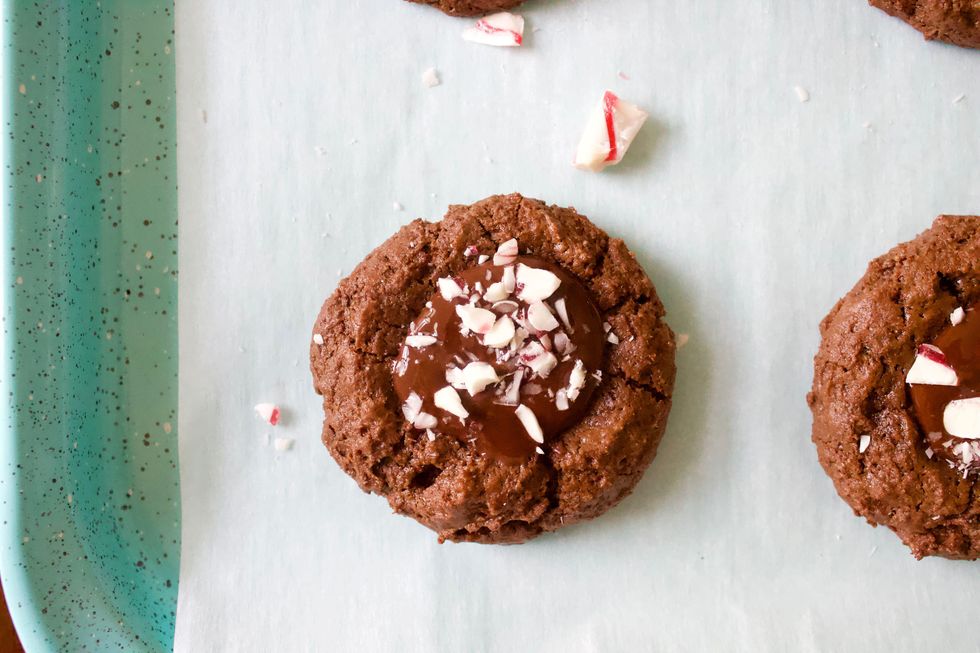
[[1, 2, 179, 651]]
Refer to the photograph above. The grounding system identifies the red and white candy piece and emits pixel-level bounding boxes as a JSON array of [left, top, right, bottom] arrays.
[[527, 301, 560, 332], [574, 90, 649, 172], [515, 264, 561, 302], [515, 404, 544, 443], [434, 386, 469, 422], [254, 403, 281, 426], [483, 314, 515, 348], [462, 12, 524, 47], [438, 277, 466, 301], [520, 341, 558, 377], [906, 344, 958, 387], [943, 397, 980, 440], [493, 239, 519, 266], [455, 304, 496, 334], [402, 392, 437, 428], [462, 362, 500, 395]]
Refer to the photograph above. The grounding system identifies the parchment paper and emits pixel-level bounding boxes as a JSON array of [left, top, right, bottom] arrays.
[[174, 1, 980, 650]]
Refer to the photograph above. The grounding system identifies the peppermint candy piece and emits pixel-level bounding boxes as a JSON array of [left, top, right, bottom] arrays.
[[462, 12, 524, 47], [493, 238, 519, 266], [527, 301, 560, 332], [515, 264, 561, 302], [515, 404, 544, 443], [574, 90, 649, 172], [483, 315, 516, 348], [943, 397, 980, 440], [462, 362, 500, 396], [455, 304, 496, 334], [254, 403, 281, 426], [906, 344, 958, 387], [434, 386, 469, 422]]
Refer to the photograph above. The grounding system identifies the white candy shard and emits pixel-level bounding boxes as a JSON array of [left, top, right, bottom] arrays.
[[405, 335, 437, 348], [502, 368, 524, 405], [462, 362, 500, 395], [553, 298, 572, 332], [312, 333, 324, 345], [273, 437, 295, 452], [515, 264, 561, 302], [483, 281, 510, 302], [434, 386, 469, 421], [477, 254, 490, 264], [502, 265, 516, 293], [527, 301, 560, 332], [462, 12, 524, 48], [858, 435, 871, 453], [519, 341, 558, 377], [438, 277, 466, 301], [906, 344, 958, 387], [607, 330, 620, 345], [951, 307, 966, 326], [414, 412, 438, 430], [943, 397, 980, 440], [493, 238, 519, 266], [421, 68, 440, 88], [515, 404, 544, 443], [555, 390, 569, 411], [574, 90, 649, 172], [402, 391, 423, 423], [445, 365, 467, 390], [456, 304, 496, 334], [426, 429, 437, 442], [483, 315, 515, 348], [567, 359, 587, 401], [254, 403, 281, 426]]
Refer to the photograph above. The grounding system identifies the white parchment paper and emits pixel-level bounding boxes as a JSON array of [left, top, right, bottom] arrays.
[[175, 1, 980, 650]]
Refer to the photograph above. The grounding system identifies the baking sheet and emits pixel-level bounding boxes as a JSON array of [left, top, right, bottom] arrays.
[[174, 0, 980, 650]]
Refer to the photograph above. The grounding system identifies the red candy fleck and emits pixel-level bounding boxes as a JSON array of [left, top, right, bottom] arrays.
[[475, 19, 522, 45], [603, 91, 619, 162]]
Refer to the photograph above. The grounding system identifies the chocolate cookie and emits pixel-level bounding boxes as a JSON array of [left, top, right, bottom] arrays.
[[408, 0, 523, 17], [310, 194, 676, 544], [869, 0, 980, 49], [809, 215, 980, 559]]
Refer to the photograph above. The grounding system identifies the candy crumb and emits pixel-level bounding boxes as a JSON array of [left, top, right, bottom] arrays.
[[313, 333, 324, 345], [858, 434, 871, 453], [952, 94, 965, 105], [676, 333, 690, 349], [794, 86, 810, 103], [273, 437, 294, 452], [421, 68, 441, 88], [254, 403, 281, 426], [950, 307, 965, 326]]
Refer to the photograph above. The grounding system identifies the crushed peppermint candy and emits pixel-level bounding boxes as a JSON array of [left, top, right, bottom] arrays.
[[254, 403, 281, 426], [858, 435, 871, 453], [943, 397, 980, 440], [434, 386, 469, 422], [951, 307, 966, 326], [574, 90, 649, 172], [462, 12, 524, 47], [515, 404, 544, 443], [312, 333, 324, 345], [438, 277, 466, 301], [405, 335, 438, 348], [493, 238, 519, 266], [421, 68, 441, 88], [906, 344, 958, 386]]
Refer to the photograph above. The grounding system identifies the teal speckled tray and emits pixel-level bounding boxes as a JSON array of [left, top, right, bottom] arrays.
[[1, 2, 179, 651]]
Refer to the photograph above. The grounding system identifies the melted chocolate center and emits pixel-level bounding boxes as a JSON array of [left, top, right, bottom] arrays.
[[392, 256, 604, 462], [909, 306, 980, 472]]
